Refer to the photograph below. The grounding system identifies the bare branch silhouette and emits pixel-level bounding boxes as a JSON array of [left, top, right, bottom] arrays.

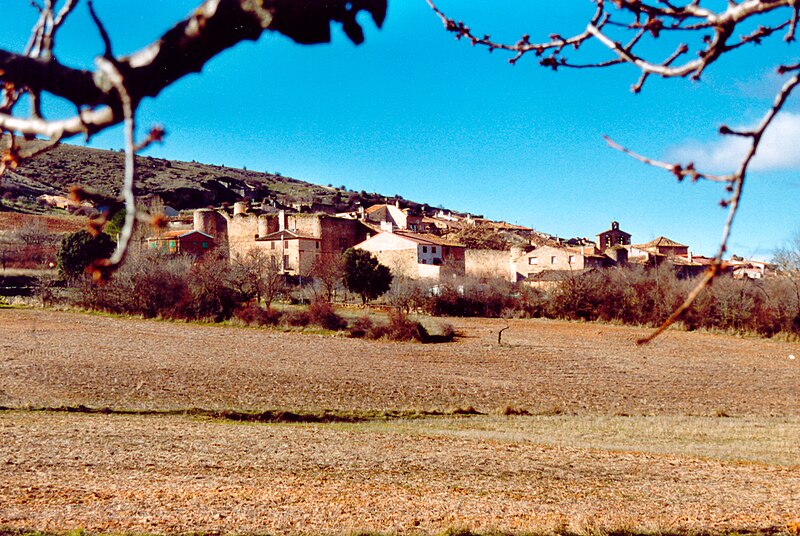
[[427, 0, 800, 341]]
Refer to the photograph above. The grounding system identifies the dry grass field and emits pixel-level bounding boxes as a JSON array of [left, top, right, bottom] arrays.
[[1, 307, 799, 535]]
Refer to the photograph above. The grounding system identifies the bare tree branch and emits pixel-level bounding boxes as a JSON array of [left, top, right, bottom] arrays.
[[0, 0, 386, 273], [428, 1, 800, 342]]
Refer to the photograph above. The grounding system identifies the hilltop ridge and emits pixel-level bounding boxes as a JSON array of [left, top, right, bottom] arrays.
[[0, 140, 442, 215]]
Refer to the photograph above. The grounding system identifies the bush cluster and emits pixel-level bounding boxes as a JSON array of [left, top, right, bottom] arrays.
[[386, 266, 800, 338], [346, 311, 430, 342], [72, 253, 250, 322]]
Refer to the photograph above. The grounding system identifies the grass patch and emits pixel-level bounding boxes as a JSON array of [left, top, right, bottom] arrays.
[[344, 414, 800, 467]]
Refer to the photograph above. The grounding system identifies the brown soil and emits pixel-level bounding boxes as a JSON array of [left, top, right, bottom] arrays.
[[1, 309, 798, 416], [1, 308, 799, 535], [0, 213, 86, 235]]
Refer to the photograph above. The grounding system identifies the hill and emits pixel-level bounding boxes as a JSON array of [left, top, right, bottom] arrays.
[[0, 140, 433, 214]]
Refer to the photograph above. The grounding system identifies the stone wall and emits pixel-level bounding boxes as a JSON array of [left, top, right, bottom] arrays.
[[465, 249, 515, 281]]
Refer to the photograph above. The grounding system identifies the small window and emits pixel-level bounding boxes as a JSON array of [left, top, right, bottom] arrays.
[[316, 242, 320, 249], [550, 256, 557, 264], [271, 242, 275, 250], [421, 259, 427, 264], [529, 257, 538, 265], [422, 246, 428, 253], [169, 240, 176, 247], [431, 246, 437, 254], [202, 242, 209, 249], [284, 240, 289, 247]]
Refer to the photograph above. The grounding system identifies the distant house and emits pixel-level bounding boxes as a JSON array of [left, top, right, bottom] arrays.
[[730, 259, 771, 280], [363, 202, 422, 232], [255, 229, 321, 276], [146, 230, 214, 256], [634, 236, 689, 257], [354, 230, 465, 279], [596, 221, 632, 251], [514, 245, 607, 281]]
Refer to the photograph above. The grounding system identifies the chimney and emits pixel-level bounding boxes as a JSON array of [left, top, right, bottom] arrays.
[[358, 205, 365, 220], [688, 250, 693, 263], [278, 209, 286, 232], [395, 199, 400, 208]]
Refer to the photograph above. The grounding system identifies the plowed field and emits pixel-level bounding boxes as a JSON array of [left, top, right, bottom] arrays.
[[1, 308, 799, 535]]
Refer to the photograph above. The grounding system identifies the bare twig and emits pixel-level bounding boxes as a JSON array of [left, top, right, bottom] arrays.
[[428, 1, 800, 342]]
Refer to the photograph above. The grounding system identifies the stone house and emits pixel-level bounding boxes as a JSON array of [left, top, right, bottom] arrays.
[[354, 230, 465, 279], [256, 229, 321, 276], [514, 244, 607, 281], [190, 202, 371, 275], [363, 202, 423, 232], [633, 236, 689, 257]]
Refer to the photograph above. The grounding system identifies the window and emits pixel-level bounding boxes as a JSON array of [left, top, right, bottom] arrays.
[[315, 242, 320, 249], [270, 242, 275, 250], [568, 255, 575, 264], [202, 242, 209, 249], [529, 257, 538, 265], [169, 240, 176, 248], [431, 246, 437, 254], [550, 256, 557, 264], [422, 246, 428, 253], [284, 240, 289, 247]]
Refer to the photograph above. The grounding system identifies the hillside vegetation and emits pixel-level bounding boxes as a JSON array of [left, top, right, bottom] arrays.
[[0, 140, 437, 213]]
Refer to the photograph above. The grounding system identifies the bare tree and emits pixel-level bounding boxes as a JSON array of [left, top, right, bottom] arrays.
[[0, 0, 386, 276], [231, 248, 287, 307], [427, 0, 800, 342], [309, 254, 345, 303]]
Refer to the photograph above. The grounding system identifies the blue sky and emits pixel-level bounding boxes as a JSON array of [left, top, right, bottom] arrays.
[[2, 1, 799, 258]]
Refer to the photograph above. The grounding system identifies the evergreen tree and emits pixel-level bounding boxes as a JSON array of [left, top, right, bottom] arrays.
[[342, 248, 392, 305]]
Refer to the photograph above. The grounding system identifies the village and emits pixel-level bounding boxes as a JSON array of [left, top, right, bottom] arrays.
[[145, 198, 770, 287]]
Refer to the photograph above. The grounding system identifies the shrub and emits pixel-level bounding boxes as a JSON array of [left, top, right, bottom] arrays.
[[347, 315, 374, 338], [308, 300, 347, 331], [385, 310, 428, 342], [283, 309, 311, 327], [235, 304, 283, 326]]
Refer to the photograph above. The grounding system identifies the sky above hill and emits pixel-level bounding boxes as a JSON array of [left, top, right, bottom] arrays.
[[2, 1, 799, 258]]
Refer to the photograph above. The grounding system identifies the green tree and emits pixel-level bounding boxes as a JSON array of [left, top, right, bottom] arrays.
[[57, 230, 116, 280], [342, 248, 392, 305]]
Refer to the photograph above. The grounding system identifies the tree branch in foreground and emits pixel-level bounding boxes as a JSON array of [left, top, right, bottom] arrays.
[[0, 0, 386, 274], [427, 1, 800, 342]]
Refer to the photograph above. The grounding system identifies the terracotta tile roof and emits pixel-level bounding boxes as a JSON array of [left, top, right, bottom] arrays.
[[364, 204, 388, 214], [150, 230, 213, 240], [392, 231, 465, 247], [637, 236, 687, 249]]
